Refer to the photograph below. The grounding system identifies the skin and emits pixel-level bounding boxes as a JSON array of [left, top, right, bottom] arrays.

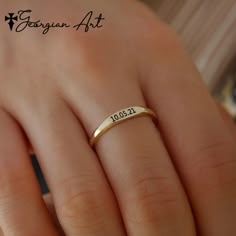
[[0, 0, 236, 235]]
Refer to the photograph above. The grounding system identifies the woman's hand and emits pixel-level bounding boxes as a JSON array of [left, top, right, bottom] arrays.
[[0, 0, 236, 235]]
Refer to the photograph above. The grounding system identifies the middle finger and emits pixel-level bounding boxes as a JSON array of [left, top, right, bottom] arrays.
[[3, 92, 126, 236]]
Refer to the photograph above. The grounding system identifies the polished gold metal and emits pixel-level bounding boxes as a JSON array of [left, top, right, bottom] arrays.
[[89, 106, 158, 147]]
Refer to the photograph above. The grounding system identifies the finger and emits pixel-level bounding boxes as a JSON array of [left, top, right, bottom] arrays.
[[7, 96, 126, 236], [43, 194, 57, 223], [58, 70, 196, 235], [141, 25, 236, 235], [43, 194, 65, 235], [0, 108, 59, 236]]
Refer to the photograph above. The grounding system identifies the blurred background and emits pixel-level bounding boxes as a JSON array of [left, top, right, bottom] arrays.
[[144, 0, 236, 118]]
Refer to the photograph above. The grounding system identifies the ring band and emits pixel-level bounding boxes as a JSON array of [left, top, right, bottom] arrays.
[[89, 106, 158, 147]]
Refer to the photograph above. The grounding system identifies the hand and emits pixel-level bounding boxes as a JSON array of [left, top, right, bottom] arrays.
[[1, 0, 236, 235]]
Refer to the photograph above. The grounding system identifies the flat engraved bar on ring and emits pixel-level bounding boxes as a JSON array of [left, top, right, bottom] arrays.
[[89, 106, 157, 147]]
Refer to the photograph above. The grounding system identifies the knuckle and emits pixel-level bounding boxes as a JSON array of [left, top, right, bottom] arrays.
[[125, 170, 181, 224], [60, 29, 113, 69], [0, 169, 31, 200], [59, 189, 102, 221], [189, 139, 236, 189], [57, 175, 108, 229], [55, 30, 126, 90]]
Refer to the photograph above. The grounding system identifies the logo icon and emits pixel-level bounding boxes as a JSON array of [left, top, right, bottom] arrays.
[[5, 13, 18, 31]]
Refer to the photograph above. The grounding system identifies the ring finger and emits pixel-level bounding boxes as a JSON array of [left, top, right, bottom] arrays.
[[60, 70, 196, 236]]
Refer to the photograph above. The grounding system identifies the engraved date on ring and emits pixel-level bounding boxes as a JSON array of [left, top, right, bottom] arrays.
[[110, 107, 136, 123]]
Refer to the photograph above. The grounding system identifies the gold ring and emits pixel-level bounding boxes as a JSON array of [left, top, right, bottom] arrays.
[[89, 106, 158, 147]]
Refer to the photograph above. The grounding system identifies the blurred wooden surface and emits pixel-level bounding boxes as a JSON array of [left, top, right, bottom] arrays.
[[144, 0, 236, 91]]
